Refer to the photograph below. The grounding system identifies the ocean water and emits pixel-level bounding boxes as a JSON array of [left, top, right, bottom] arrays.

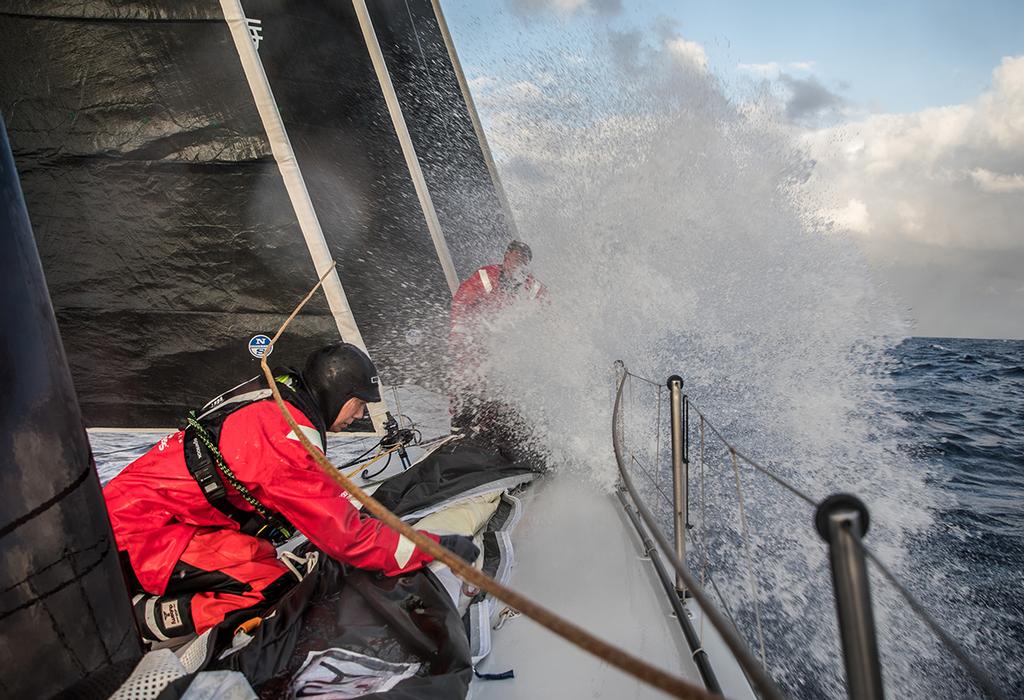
[[607, 335, 1024, 698], [886, 336, 1024, 697]]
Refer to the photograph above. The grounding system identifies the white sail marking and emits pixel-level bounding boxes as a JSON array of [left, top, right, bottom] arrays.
[[351, 0, 459, 295], [219, 0, 387, 433]]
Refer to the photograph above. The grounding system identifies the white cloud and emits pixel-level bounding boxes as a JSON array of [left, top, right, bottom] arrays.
[[789, 61, 816, 72], [803, 55, 1024, 251], [467, 75, 497, 91], [737, 61, 781, 78], [970, 167, 1024, 193], [800, 55, 1024, 337], [737, 60, 816, 78], [666, 37, 709, 72], [822, 198, 872, 234], [976, 56, 1024, 149], [505, 0, 621, 15]]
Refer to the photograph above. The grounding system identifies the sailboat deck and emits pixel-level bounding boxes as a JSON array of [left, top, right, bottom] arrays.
[[472, 471, 704, 699]]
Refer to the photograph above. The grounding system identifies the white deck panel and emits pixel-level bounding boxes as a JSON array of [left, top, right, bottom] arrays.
[[472, 472, 704, 699]]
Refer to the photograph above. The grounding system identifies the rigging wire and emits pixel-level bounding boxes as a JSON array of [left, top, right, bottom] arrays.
[[621, 362, 1008, 699], [855, 539, 1007, 700]]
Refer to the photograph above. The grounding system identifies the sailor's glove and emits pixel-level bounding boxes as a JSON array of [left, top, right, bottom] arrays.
[[439, 534, 481, 565]]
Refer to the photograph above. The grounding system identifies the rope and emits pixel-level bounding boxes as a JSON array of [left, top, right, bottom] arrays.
[[342, 445, 402, 480], [260, 271, 720, 700], [729, 448, 767, 668], [612, 371, 786, 700], [856, 540, 1007, 700], [337, 438, 385, 471]]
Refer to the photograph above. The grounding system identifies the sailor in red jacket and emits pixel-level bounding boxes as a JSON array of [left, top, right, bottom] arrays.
[[104, 343, 478, 642], [450, 240, 544, 332], [448, 241, 546, 441]]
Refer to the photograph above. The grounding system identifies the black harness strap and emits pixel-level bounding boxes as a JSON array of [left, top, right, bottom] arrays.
[[182, 374, 324, 545], [183, 425, 267, 537]]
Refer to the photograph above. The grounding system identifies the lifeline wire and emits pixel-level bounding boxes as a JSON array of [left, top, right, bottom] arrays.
[[699, 417, 707, 645], [261, 275, 719, 700], [686, 399, 818, 508], [613, 370, 787, 700], [856, 540, 1007, 700], [638, 365, 1006, 700], [625, 369, 818, 507], [630, 453, 675, 512], [728, 449, 768, 668]]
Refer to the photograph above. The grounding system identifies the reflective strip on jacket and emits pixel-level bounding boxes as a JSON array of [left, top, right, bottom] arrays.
[[450, 264, 545, 332]]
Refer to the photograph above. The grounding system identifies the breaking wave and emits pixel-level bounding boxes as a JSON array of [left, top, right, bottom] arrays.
[[441, 11, 996, 698]]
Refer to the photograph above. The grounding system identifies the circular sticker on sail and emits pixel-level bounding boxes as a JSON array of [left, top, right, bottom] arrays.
[[248, 334, 274, 358]]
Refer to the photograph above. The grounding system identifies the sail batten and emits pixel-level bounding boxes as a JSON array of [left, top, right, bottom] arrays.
[[221, 0, 387, 432]]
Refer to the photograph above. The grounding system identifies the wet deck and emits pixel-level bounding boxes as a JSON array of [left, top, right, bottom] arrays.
[[471, 472, 705, 699]]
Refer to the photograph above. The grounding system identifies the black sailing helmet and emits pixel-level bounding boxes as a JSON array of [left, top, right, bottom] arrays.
[[302, 343, 381, 425]]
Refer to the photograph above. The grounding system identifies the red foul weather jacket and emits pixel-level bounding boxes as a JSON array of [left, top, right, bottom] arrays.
[[103, 400, 438, 596], [450, 264, 545, 332]]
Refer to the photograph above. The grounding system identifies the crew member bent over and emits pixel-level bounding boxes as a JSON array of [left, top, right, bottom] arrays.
[[103, 343, 478, 642]]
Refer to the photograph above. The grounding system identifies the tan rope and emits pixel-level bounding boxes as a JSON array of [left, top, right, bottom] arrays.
[[259, 279, 719, 700], [728, 448, 767, 667]]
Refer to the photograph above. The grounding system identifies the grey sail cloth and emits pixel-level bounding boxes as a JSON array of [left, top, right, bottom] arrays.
[[206, 556, 473, 700], [368, 440, 540, 519]]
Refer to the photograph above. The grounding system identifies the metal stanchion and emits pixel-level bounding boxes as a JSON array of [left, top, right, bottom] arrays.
[[815, 494, 885, 700], [668, 375, 687, 591]]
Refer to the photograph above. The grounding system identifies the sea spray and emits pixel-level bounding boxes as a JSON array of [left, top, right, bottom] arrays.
[[443, 10, 965, 697]]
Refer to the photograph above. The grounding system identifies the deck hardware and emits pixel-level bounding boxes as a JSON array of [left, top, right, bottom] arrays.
[[668, 375, 687, 592], [816, 494, 884, 700]]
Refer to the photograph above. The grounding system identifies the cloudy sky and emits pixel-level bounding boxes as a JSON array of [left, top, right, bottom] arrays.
[[442, 0, 1024, 339]]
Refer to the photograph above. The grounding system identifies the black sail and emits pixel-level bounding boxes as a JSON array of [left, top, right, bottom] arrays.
[[0, 116, 143, 698], [0, 0, 509, 427]]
